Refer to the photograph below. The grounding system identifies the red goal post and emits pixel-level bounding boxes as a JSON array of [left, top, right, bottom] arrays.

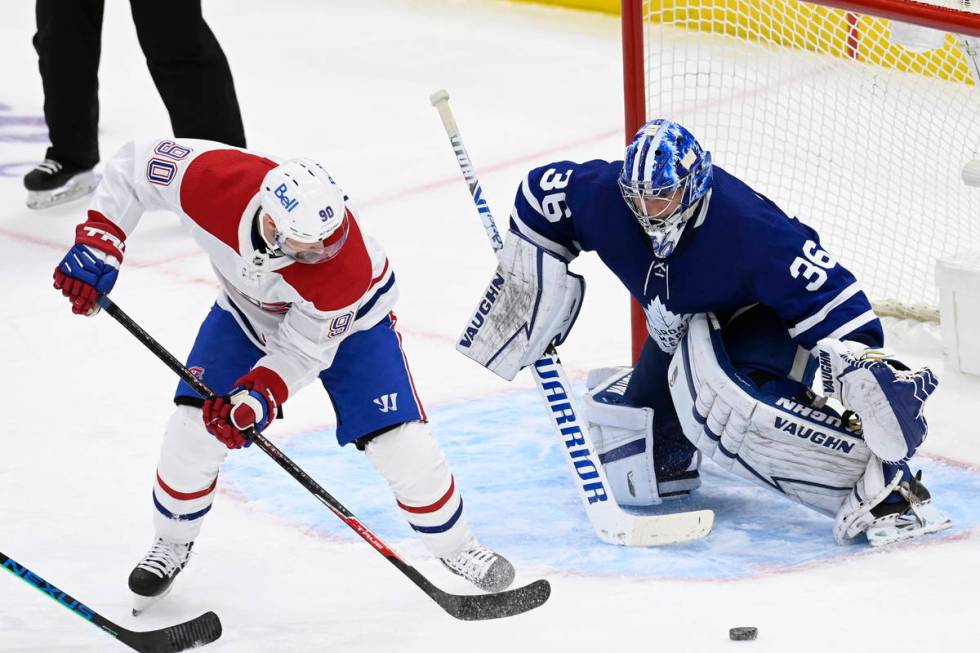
[[623, 0, 980, 363]]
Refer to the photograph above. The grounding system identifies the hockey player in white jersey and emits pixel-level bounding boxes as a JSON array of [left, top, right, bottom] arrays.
[[53, 138, 515, 614], [458, 118, 951, 547]]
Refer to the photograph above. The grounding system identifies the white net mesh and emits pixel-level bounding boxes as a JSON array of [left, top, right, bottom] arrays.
[[642, 0, 980, 319]]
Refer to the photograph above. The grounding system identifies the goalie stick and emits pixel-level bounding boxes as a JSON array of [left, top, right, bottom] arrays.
[[429, 89, 714, 546], [1, 551, 221, 652], [96, 295, 550, 621]]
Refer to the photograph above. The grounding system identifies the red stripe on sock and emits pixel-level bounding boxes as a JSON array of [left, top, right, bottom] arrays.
[[156, 472, 217, 501], [397, 476, 455, 514]]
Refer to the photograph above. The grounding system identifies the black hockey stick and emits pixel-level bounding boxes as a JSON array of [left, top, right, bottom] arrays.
[[1, 551, 221, 652], [96, 295, 550, 621]]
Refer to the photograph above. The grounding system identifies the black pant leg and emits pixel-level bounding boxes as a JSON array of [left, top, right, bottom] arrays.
[[33, 0, 104, 169], [129, 0, 246, 147]]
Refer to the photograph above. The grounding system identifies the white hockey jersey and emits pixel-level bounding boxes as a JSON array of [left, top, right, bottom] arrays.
[[85, 138, 398, 398]]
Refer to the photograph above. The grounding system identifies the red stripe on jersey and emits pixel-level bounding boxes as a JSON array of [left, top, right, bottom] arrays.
[[179, 149, 278, 252], [371, 258, 390, 286], [397, 476, 455, 514], [277, 211, 373, 311], [156, 472, 217, 501]]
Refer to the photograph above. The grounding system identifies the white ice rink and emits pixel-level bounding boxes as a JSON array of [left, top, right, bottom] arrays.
[[2, 1, 980, 651]]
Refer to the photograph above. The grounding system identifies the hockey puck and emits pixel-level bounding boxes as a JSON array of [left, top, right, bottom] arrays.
[[729, 627, 757, 641]]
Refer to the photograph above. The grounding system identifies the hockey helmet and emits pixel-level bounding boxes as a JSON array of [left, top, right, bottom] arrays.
[[260, 158, 349, 264], [619, 119, 713, 258]]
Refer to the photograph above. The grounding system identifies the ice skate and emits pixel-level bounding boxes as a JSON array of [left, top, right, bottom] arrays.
[[865, 472, 952, 547], [128, 538, 193, 615], [24, 159, 98, 209], [440, 539, 515, 593]]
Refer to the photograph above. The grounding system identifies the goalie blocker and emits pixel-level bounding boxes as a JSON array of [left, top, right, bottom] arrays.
[[668, 313, 951, 546], [457, 232, 584, 381]]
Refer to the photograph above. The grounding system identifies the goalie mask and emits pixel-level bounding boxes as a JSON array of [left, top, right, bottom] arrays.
[[619, 119, 713, 258], [260, 158, 350, 264]]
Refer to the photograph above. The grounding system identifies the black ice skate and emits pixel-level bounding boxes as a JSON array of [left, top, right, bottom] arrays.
[[440, 539, 515, 593], [865, 472, 952, 547], [128, 538, 193, 616], [23, 159, 98, 209]]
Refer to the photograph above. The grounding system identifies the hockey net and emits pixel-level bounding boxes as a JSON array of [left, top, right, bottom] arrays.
[[624, 0, 980, 358]]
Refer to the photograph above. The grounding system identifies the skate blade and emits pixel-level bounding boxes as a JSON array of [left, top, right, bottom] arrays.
[[131, 584, 173, 616], [26, 171, 99, 210]]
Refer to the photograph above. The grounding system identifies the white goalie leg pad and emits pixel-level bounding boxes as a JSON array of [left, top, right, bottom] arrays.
[[364, 421, 473, 558], [583, 367, 701, 506], [583, 368, 658, 506], [834, 459, 952, 546], [153, 406, 230, 544], [833, 455, 902, 544], [669, 314, 872, 516], [457, 231, 584, 381]]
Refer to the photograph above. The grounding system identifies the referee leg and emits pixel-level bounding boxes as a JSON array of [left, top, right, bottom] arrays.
[[33, 0, 104, 169], [129, 0, 246, 147]]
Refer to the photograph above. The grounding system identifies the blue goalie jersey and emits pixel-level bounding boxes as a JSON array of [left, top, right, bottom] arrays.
[[509, 160, 883, 358]]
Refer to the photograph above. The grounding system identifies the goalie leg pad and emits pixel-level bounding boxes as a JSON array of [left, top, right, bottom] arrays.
[[584, 367, 701, 506], [835, 460, 952, 545], [364, 421, 473, 558], [457, 231, 584, 381], [669, 314, 872, 517], [153, 406, 229, 543]]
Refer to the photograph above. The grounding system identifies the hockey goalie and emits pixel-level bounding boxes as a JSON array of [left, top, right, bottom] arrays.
[[457, 118, 951, 547]]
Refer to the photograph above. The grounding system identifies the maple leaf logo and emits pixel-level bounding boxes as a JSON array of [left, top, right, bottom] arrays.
[[643, 296, 691, 354]]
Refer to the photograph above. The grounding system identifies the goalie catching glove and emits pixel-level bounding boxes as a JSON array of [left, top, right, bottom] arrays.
[[814, 339, 939, 463], [457, 232, 584, 380]]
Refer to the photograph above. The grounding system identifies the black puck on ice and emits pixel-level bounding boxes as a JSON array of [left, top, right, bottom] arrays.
[[729, 627, 758, 641]]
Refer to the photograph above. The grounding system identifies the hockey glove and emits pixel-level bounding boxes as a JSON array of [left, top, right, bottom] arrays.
[[816, 339, 939, 463], [203, 367, 288, 449], [53, 211, 126, 315]]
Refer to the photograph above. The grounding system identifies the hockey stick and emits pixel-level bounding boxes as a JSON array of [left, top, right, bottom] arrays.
[[95, 295, 549, 621], [429, 89, 714, 546], [1, 551, 220, 652]]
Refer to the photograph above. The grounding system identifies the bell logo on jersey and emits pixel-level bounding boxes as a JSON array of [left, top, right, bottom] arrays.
[[274, 183, 299, 213]]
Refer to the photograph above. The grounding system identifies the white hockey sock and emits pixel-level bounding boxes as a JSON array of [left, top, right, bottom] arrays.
[[152, 406, 229, 543], [364, 421, 473, 558]]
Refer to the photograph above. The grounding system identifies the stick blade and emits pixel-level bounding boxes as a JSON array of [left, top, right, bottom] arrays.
[[628, 509, 714, 546], [591, 509, 714, 547], [119, 611, 222, 653], [436, 579, 551, 621]]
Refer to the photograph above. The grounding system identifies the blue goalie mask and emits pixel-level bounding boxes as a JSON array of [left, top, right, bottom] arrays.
[[619, 119, 713, 258]]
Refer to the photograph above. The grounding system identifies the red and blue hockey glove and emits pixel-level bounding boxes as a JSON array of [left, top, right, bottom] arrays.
[[53, 211, 126, 315], [203, 367, 288, 449]]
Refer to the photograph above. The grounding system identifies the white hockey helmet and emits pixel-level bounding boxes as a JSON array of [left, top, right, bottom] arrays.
[[259, 158, 349, 264]]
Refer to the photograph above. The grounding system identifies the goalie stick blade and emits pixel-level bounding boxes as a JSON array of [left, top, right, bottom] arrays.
[[594, 509, 715, 547], [433, 579, 551, 621], [116, 611, 222, 653]]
